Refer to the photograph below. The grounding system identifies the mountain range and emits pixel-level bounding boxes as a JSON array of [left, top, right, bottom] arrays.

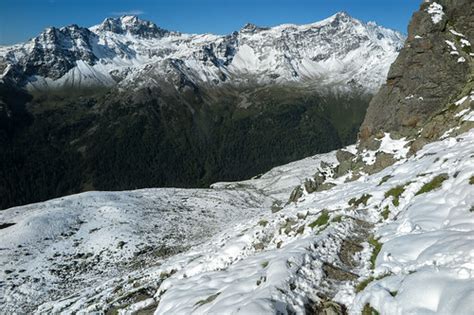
[[0, 0, 473, 313], [0, 13, 404, 210], [0, 12, 404, 92]]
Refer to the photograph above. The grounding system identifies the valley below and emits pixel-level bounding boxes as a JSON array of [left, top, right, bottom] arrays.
[[0, 83, 369, 210]]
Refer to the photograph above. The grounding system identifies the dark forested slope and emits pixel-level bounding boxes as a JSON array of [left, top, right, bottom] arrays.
[[0, 83, 369, 209]]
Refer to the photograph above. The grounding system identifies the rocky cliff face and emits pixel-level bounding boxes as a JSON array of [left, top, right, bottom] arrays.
[[360, 0, 473, 139], [26, 25, 98, 79]]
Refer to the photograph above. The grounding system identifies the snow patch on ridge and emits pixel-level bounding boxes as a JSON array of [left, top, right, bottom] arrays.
[[426, 2, 445, 24], [362, 133, 410, 165]]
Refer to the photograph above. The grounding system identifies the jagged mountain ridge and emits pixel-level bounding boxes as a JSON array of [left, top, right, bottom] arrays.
[[0, 12, 405, 92]]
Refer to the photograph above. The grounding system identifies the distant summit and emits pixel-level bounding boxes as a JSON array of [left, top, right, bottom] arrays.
[[239, 23, 269, 33], [91, 15, 169, 38]]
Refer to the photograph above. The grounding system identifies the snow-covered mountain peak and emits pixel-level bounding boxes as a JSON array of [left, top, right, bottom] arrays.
[[327, 11, 352, 23], [90, 15, 169, 38], [239, 23, 270, 34], [297, 11, 357, 30], [22, 24, 97, 80], [35, 23, 94, 45], [0, 13, 405, 92], [120, 15, 140, 24]]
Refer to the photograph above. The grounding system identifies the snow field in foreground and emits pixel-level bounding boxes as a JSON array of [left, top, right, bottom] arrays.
[[1, 128, 473, 314]]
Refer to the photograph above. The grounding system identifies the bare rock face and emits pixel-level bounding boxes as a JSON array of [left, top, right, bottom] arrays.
[[360, 0, 473, 140], [94, 15, 170, 38], [25, 25, 98, 80]]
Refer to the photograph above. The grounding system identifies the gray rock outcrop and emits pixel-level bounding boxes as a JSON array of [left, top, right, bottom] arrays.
[[360, 0, 473, 141]]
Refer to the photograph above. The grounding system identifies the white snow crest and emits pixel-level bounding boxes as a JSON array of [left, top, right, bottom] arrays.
[[426, 2, 445, 24], [449, 29, 465, 38]]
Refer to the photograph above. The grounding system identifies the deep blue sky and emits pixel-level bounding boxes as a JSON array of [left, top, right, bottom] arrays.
[[0, 0, 420, 45]]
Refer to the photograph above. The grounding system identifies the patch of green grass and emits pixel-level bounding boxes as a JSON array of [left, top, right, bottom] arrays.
[[356, 276, 375, 293], [378, 175, 392, 186], [362, 304, 380, 315], [384, 184, 408, 207], [331, 215, 343, 223], [446, 103, 458, 113], [348, 194, 372, 207], [308, 210, 330, 229], [469, 176, 474, 185], [261, 261, 269, 268], [415, 174, 449, 196], [258, 220, 268, 227], [355, 273, 392, 293], [368, 237, 382, 269], [461, 45, 472, 54], [381, 206, 390, 220], [194, 292, 221, 307]]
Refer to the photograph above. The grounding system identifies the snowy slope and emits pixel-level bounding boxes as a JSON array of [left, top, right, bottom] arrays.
[[0, 13, 404, 92], [212, 151, 337, 201], [0, 188, 273, 312], [1, 96, 473, 313], [151, 131, 474, 315], [0, 152, 338, 313]]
